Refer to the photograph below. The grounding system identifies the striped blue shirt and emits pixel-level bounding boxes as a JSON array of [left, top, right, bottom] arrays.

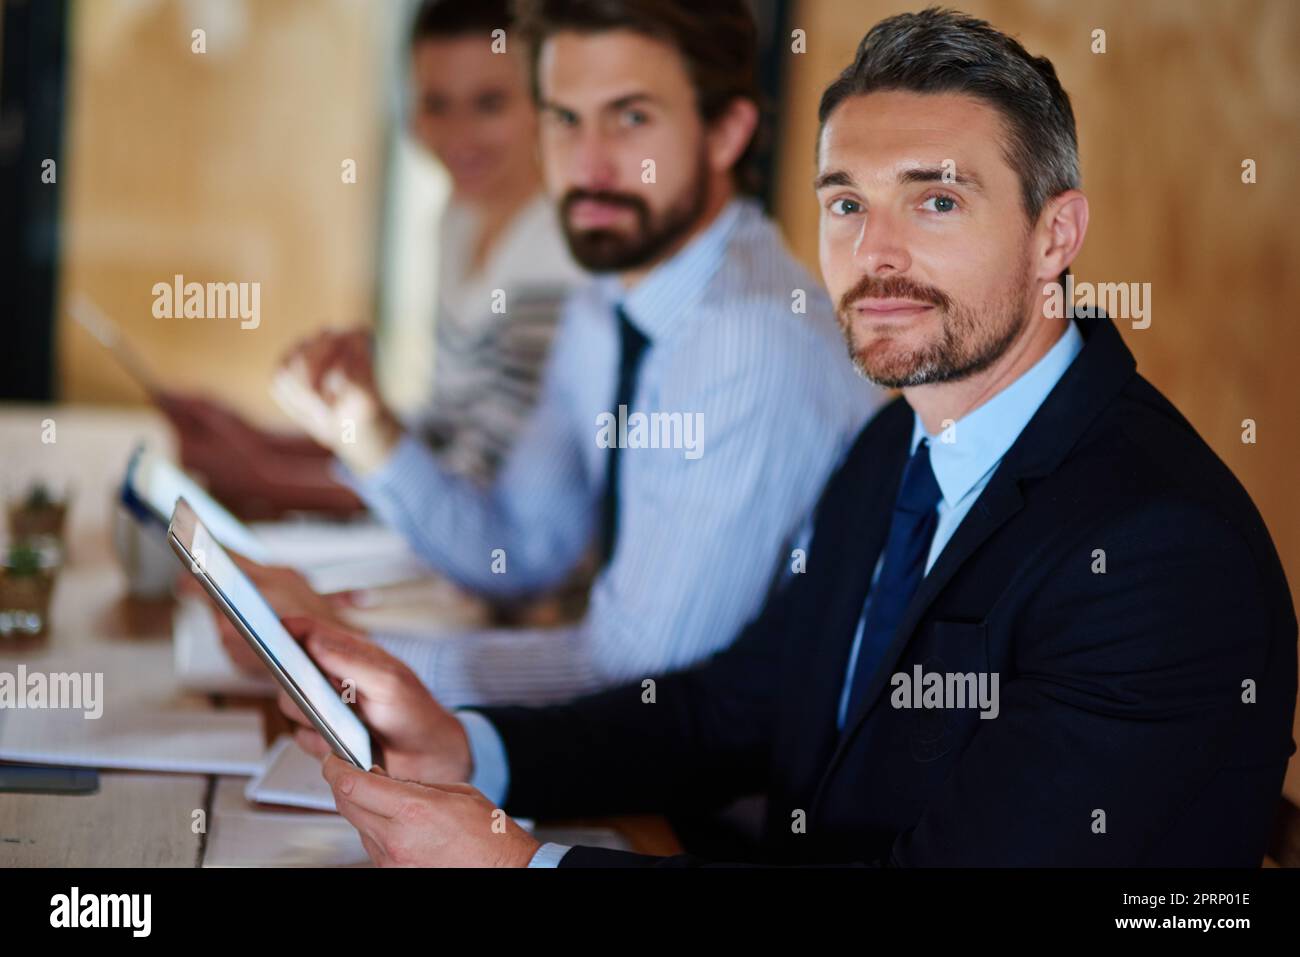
[[343, 197, 885, 708]]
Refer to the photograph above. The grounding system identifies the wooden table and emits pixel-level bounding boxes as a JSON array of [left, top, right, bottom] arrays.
[[0, 405, 679, 866]]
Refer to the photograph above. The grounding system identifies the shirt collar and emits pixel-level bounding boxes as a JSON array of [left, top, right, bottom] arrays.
[[600, 197, 757, 341], [910, 320, 1085, 508]]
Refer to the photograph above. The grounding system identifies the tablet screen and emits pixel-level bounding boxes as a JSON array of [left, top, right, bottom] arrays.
[[129, 448, 269, 561], [177, 507, 372, 769]]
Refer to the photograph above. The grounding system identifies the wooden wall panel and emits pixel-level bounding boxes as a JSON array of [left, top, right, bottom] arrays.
[[56, 0, 390, 426]]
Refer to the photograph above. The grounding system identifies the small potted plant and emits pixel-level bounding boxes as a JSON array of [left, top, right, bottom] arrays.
[[8, 482, 69, 543], [0, 541, 58, 636]]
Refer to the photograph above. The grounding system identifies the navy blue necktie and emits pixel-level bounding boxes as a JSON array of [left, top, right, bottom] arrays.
[[599, 305, 650, 565], [843, 439, 943, 723]]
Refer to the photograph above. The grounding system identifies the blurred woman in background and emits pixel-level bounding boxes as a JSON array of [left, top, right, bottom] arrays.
[[160, 0, 583, 516]]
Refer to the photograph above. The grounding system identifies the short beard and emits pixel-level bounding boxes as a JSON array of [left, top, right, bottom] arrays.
[[558, 148, 710, 273], [836, 273, 1030, 389]]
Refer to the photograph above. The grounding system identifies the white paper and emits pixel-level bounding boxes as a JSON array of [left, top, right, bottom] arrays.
[[0, 642, 264, 775], [245, 735, 337, 811]]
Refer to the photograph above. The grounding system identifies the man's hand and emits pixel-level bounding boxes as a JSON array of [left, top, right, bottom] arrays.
[[156, 392, 263, 446], [323, 755, 539, 867], [178, 552, 360, 675], [155, 391, 358, 517], [271, 328, 402, 476], [156, 392, 283, 513], [277, 616, 472, 785]]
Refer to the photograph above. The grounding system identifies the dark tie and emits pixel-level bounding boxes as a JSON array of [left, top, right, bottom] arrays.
[[842, 439, 943, 723], [599, 305, 650, 565]]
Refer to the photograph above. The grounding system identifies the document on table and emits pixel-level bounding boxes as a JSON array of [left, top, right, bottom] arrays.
[[0, 642, 264, 776]]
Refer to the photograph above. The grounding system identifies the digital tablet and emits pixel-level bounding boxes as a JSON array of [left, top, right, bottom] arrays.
[[168, 498, 374, 770], [122, 445, 270, 562]]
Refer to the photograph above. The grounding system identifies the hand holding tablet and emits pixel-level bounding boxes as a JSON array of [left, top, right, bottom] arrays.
[[169, 498, 473, 784], [168, 498, 375, 770]]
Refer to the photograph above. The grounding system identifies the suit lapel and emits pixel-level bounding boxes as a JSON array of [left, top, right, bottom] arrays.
[[780, 402, 911, 796], [813, 313, 1139, 793], [834, 472, 1025, 739]]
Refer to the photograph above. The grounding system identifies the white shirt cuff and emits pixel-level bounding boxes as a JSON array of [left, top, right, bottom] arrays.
[[527, 843, 572, 868]]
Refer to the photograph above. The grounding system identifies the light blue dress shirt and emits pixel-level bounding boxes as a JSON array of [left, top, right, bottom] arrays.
[[469, 319, 1085, 867], [834, 319, 1084, 727]]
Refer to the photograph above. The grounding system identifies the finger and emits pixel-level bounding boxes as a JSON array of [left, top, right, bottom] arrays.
[[420, 781, 478, 794], [282, 614, 376, 656], [336, 338, 373, 387], [269, 369, 330, 441], [333, 795, 395, 856], [218, 624, 264, 674], [321, 757, 393, 841], [216, 613, 244, 648], [279, 329, 330, 373], [228, 551, 271, 577], [306, 334, 353, 395], [277, 688, 311, 726], [305, 638, 401, 700], [327, 588, 379, 610], [293, 727, 331, 761], [287, 617, 386, 668], [282, 614, 353, 646], [278, 617, 393, 698], [176, 572, 204, 597], [358, 833, 388, 866], [278, 335, 339, 404], [322, 753, 421, 819], [275, 347, 308, 385]]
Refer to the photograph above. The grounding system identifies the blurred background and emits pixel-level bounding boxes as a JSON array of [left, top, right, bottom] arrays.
[[2, 0, 1298, 832]]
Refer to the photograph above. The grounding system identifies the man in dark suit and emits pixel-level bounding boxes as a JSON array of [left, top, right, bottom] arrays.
[[277, 7, 1297, 867]]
